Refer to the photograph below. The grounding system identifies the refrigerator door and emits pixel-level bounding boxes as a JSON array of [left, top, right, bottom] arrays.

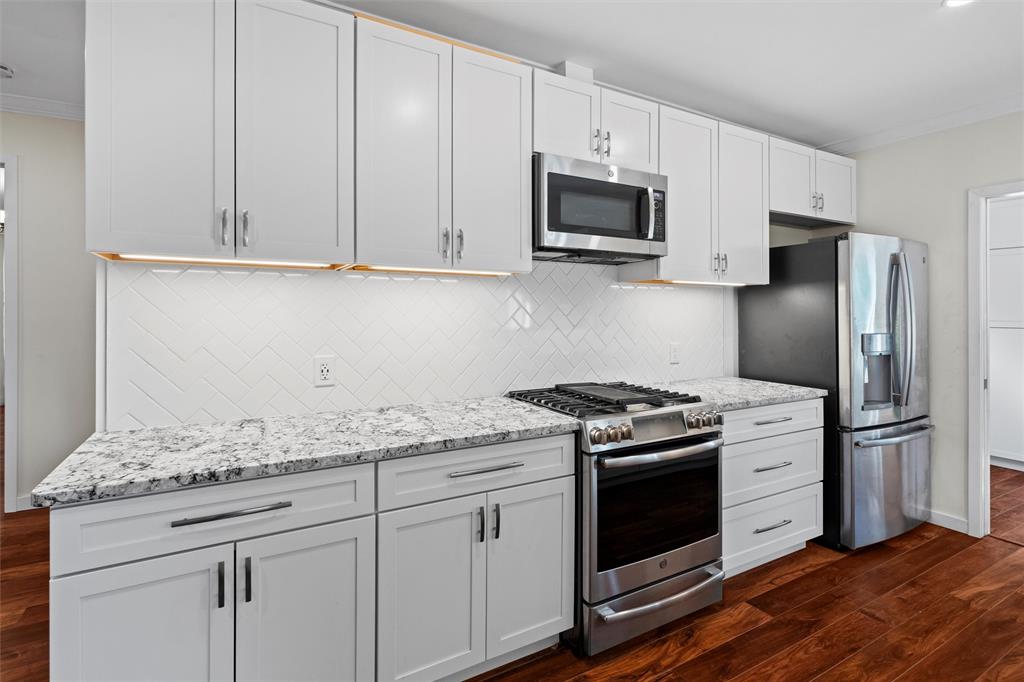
[[838, 233, 929, 429], [840, 417, 932, 549]]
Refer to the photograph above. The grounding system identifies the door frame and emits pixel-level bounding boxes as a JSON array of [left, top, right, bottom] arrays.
[[1, 155, 22, 512], [967, 179, 1024, 538]]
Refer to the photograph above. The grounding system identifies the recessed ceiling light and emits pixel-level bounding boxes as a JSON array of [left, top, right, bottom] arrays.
[[942, 0, 974, 7]]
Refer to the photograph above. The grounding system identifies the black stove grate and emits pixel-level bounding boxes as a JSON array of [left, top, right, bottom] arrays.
[[508, 382, 701, 418]]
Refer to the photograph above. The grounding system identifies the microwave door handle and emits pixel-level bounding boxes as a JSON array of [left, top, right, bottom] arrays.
[[646, 187, 656, 240]]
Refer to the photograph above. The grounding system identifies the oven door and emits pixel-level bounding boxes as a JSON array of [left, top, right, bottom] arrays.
[[583, 434, 723, 604], [535, 153, 667, 257]]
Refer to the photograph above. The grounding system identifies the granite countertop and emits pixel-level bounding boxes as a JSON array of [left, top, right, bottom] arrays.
[[657, 376, 828, 411], [31, 397, 578, 507]]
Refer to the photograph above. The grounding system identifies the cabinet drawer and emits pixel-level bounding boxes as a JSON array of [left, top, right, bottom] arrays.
[[723, 399, 823, 444], [51, 464, 374, 576], [377, 435, 574, 510], [723, 483, 822, 576], [723, 429, 823, 508]]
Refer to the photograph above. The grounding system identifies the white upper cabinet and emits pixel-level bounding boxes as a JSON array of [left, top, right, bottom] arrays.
[[235, 517, 375, 682], [51, 544, 235, 682], [85, 0, 235, 257], [356, 20, 453, 269], [235, 0, 354, 263], [815, 149, 857, 224], [599, 89, 659, 172], [718, 123, 770, 285], [452, 48, 533, 273], [533, 69, 602, 161], [769, 137, 817, 219], [533, 70, 657, 171], [768, 137, 856, 225]]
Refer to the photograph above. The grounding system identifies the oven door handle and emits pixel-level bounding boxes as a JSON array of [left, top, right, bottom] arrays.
[[596, 565, 724, 623], [596, 438, 723, 469]]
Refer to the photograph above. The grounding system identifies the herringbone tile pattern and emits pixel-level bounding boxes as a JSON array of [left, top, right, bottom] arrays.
[[105, 261, 727, 430]]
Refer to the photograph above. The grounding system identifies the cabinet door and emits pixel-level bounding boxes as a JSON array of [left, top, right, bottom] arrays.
[[51, 544, 234, 681], [655, 106, 718, 282], [85, 0, 234, 257], [533, 69, 601, 161], [718, 123, 769, 285], [452, 48, 532, 273], [769, 137, 817, 218], [600, 89, 659, 172], [235, 0, 354, 263], [356, 20, 453, 269], [486, 477, 574, 658], [378, 494, 487, 681], [236, 517, 375, 682], [815, 150, 857, 224]]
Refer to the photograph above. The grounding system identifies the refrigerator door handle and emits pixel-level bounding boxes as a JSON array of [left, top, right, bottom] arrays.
[[889, 251, 916, 407], [855, 424, 933, 448]]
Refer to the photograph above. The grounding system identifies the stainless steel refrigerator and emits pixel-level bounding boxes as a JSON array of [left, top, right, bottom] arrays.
[[738, 232, 931, 549]]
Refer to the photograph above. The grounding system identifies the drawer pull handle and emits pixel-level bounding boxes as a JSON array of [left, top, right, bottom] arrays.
[[448, 461, 525, 479], [170, 501, 292, 528], [217, 560, 225, 608], [754, 461, 793, 473], [754, 416, 794, 426], [244, 556, 252, 603], [754, 518, 792, 534]]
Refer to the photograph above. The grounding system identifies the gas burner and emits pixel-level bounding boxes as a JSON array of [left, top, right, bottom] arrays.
[[508, 382, 701, 418]]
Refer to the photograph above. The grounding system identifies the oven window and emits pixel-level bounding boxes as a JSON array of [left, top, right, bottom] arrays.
[[548, 172, 644, 238], [596, 447, 719, 573]]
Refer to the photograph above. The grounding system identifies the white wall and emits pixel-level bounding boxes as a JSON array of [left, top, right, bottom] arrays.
[[103, 261, 730, 430], [769, 112, 1024, 524], [0, 112, 95, 504]]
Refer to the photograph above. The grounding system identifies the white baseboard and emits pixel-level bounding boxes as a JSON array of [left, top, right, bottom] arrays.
[[929, 509, 969, 534], [992, 456, 1024, 473], [724, 541, 806, 578]]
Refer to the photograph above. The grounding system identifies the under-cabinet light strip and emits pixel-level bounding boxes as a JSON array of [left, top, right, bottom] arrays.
[[351, 265, 511, 277], [95, 253, 348, 270]]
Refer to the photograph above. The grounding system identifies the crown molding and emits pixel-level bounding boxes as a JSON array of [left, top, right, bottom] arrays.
[[820, 93, 1024, 156], [0, 93, 84, 121]]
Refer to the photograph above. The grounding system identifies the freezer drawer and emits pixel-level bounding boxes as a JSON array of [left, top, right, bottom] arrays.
[[840, 418, 932, 549]]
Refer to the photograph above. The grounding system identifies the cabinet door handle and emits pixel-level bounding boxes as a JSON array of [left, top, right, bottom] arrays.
[[477, 506, 486, 543], [604, 130, 612, 158], [713, 252, 720, 273], [170, 501, 292, 527], [244, 556, 252, 603], [448, 461, 525, 478], [818, 194, 824, 211], [754, 518, 792, 534], [722, 253, 728, 274], [217, 560, 225, 608], [220, 208, 230, 246], [753, 416, 793, 426], [441, 227, 450, 259], [241, 209, 250, 247], [493, 503, 501, 540], [754, 460, 793, 473], [457, 228, 464, 260], [593, 128, 602, 156]]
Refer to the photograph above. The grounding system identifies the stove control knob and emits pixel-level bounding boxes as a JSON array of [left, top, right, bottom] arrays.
[[702, 413, 716, 428], [589, 427, 609, 445], [607, 426, 622, 443], [620, 424, 634, 440], [712, 411, 725, 426], [685, 413, 701, 429]]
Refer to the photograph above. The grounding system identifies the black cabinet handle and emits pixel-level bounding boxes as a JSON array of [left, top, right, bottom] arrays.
[[477, 506, 485, 543], [494, 503, 501, 540], [217, 561, 225, 608], [244, 556, 252, 603], [171, 501, 292, 528]]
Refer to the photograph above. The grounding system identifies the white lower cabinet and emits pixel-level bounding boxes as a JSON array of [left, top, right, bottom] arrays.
[[377, 476, 574, 682], [51, 544, 236, 682], [236, 517, 376, 681]]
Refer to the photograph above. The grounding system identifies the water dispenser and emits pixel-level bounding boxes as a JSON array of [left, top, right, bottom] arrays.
[[861, 332, 894, 410]]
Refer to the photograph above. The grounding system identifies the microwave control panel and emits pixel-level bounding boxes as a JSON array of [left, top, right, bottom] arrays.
[[652, 190, 666, 242]]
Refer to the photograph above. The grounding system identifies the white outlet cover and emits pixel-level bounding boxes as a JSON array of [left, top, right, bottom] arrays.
[[314, 354, 336, 387], [669, 342, 680, 365]]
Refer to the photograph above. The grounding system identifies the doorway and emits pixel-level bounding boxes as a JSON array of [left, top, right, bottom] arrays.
[[967, 180, 1024, 540]]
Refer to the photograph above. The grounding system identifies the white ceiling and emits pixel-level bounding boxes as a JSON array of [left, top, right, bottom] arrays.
[[0, 1, 1021, 150], [347, 0, 1024, 152]]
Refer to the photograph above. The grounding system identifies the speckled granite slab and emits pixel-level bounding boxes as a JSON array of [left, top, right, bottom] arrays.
[[657, 377, 827, 411], [31, 397, 579, 507]]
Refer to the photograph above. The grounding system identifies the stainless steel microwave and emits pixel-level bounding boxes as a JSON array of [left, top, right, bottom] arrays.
[[533, 153, 668, 265]]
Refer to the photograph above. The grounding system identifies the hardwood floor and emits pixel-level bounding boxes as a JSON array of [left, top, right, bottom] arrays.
[[0, 407, 51, 681], [990, 465, 1024, 547], [476, 523, 1024, 682]]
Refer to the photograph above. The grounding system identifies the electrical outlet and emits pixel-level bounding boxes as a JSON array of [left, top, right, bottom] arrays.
[[314, 355, 336, 387], [668, 342, 680, 365]]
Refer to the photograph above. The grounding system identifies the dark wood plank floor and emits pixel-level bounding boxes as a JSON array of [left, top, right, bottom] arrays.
[[990, 465, 1024, 547], [479, 518, 1024, 681], [0, 407, 51, 681]]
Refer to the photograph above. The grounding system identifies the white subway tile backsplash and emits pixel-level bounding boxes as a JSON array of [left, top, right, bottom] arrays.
[[105, 261, 729, 430]]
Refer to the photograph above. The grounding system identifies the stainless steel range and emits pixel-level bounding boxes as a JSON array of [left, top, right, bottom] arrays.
[[508, 382, 725, 655]]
